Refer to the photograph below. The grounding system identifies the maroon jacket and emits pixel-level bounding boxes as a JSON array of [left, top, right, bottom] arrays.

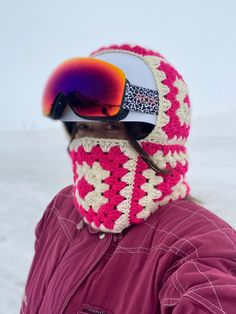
[[20, 185, 236, 314]]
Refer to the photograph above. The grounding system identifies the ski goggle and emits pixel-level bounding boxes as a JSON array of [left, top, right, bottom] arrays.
[[42, 57, 160, 121]]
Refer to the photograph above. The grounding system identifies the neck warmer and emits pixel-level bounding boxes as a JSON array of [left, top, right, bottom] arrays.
[[68, 136, 190, 233]]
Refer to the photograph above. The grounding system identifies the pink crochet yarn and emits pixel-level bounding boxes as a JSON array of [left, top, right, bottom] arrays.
[[69, 136, 190, 233], [90, 43, 165, 59], [68, 43, 191, 233], [90, 43, 191, 145], [158, 61, 190, 140]]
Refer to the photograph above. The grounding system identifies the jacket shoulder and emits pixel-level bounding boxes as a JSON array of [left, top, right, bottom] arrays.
[[34, 184, 80, 248], [152, 199, 235, 235], [149, 199, 236, 261], [52, 184, 74, 203]]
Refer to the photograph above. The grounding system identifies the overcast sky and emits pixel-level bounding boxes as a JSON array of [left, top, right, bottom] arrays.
[[1, 0, 235, 130]]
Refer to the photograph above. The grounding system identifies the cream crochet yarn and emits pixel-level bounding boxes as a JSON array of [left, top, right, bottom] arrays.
[[68, 43, 191, 234]]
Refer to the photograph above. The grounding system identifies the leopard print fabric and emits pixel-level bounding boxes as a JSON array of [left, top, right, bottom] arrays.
[[123, 81, 159, 115]]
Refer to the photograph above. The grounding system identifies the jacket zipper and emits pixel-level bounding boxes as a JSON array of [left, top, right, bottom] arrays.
[[60, 233, 114, 313], [81, 235, 121, 314], [81, 304, 109, 314]]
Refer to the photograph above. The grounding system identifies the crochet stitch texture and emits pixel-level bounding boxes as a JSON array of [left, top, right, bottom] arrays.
[[69, 43, 191, 233]]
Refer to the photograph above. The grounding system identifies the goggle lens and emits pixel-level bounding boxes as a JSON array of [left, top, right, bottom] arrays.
[[42, 57, 126, 118]]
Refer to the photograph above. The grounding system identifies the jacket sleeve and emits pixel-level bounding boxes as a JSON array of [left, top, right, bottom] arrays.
[[159, 228, 236, 314]]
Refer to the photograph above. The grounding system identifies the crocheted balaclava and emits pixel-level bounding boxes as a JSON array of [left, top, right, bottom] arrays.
[[68, 43, 191, 234]]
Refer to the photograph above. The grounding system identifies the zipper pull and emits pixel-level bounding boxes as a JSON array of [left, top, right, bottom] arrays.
[[113, 234, 118, 242], [112, 233, 123, 242]]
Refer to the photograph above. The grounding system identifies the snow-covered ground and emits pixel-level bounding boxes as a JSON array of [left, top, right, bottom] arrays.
[[0, 113, 235, 313]]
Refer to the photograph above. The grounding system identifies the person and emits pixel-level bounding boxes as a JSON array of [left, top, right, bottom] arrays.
[[20, 43, 236, 314]]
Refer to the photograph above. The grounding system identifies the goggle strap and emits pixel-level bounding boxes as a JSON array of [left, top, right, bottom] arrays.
[[123, 81, 159, 115]]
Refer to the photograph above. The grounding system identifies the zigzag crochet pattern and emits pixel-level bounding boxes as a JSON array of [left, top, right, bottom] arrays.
[[69, 43, 191, 233]]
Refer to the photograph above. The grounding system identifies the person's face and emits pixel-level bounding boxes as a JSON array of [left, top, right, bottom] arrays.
[[72, 121, 128, 140]]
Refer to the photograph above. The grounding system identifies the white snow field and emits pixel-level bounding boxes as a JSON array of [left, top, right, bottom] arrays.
[[0, 112, 235, 313]]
